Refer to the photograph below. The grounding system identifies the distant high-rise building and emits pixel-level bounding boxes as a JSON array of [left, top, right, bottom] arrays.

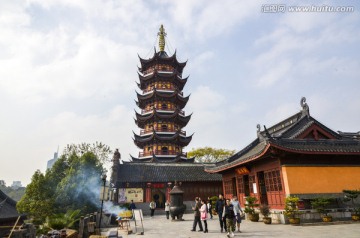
[[0, 180, 5, 186], [11, 181, 22, 189], [47, 151, 59, 170]]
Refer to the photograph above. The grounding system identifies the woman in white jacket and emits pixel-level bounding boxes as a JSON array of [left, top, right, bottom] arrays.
[[199, 199, 209, 233]]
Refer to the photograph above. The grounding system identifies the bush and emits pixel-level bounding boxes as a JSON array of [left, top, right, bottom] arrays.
[[244, 196, 259, 215], [284, 196, 300, 219], [210, 196, 218, 214], [311, 197, 333, 217], [343, 189, 360, 215]]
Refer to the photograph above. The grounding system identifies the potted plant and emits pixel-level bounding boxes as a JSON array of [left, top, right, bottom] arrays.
[[210, 196, 218, 215], [244, 196, 260, 222], [343, 189, 360, 221], [259, 204, 271, 224], [311, 197, 333, 222], [284, 196, 301, 225]]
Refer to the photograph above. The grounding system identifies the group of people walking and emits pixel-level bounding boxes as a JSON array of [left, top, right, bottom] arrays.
[[191, 193, 244, 238], [190, 197, 210, 233]]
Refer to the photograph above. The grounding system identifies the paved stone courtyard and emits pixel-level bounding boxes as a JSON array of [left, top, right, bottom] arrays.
[[108, 213, 360, 238]]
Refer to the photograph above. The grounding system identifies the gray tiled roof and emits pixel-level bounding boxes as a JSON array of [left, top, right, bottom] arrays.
[[0, 189, 19, 220], [272, 138, 360, 153], [115, 162, 222, 183], [206, 102, 360, 173], [205, 141, 268, 172]]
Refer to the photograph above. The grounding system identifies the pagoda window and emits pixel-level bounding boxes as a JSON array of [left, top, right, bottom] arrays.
[[161, 103, 167, 109], [161, 147, 168, 154], [161, 124, 168, 131]]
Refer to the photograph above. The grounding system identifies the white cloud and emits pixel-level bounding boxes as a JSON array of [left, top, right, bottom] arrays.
[[256, 59, 292, 87], [0, 1, 30, 27], [169, 0, 259, 41], [263, 102, 300, 127], [187, 51, 215, 75], [0, 28, 138, 103]]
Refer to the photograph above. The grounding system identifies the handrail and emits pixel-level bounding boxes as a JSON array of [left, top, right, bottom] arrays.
[[8, 216, 21, 238], [139, 151, 187, 157], [140, 129, 186, 135]]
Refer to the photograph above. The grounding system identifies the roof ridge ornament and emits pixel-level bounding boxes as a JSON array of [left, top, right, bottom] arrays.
[[263, 125, 272, 141], [300, 97, 310, 118], [257, 124, 266, 142], [158, 24, 167, 52]]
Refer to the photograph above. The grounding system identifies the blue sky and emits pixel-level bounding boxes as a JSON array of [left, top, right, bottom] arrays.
[[1, 0, 359, 186]]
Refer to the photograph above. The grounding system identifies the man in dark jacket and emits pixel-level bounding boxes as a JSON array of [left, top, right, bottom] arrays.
[[223, 198, 236, 238], [129, 200, 136, 210], [215, 193, 227, 232], [191, 197, 203, 232]]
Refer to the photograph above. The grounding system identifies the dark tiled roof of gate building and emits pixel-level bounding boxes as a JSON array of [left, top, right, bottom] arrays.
[[0, 189, 20, 221], [115, 162, 222, 184]]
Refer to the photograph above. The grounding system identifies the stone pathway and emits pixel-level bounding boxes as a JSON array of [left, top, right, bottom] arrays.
[[105, 213, 360, 238]]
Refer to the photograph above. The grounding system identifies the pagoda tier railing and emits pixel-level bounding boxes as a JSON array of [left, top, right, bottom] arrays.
[[139, 151, 187, 157], [141, 108, 185, 115], [142, 70, 182, 78], [142, 87, 183, 95], [140, 129, 186, 135]]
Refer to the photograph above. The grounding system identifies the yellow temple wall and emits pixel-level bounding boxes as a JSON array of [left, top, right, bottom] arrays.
[[281, 166, 360, 194]]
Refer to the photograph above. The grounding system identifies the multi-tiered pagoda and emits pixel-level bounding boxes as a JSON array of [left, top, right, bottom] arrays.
[[111, 25, 222, 210], [132, 25, 193, 162]]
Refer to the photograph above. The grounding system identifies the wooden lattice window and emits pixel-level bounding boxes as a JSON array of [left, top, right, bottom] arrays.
[[224, 179, 233, 196], [237, 176, 244, 194], [264, 170, 282, 192]]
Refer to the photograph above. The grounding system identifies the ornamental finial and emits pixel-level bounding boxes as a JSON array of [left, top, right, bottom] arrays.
[[300, 97, 310, 117], [158, 24, 166, 52], [257, 124, 261, 132]]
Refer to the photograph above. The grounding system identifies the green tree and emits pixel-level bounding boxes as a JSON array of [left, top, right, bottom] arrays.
[[188, 147, 235, 163], [17, 170, 55, 222], [17, 142, 110, 224], [62, 142, 112, 165], [55, 152, 103, 214]]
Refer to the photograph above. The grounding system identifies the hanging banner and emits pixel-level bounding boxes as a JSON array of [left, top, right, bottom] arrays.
[[126, 188, 144, 203], [118, 188, 144, 203], [118, 188, 126, 203]]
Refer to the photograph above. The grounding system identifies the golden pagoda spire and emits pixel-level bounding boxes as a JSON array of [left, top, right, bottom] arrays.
[[158, 24, 167, 52]]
